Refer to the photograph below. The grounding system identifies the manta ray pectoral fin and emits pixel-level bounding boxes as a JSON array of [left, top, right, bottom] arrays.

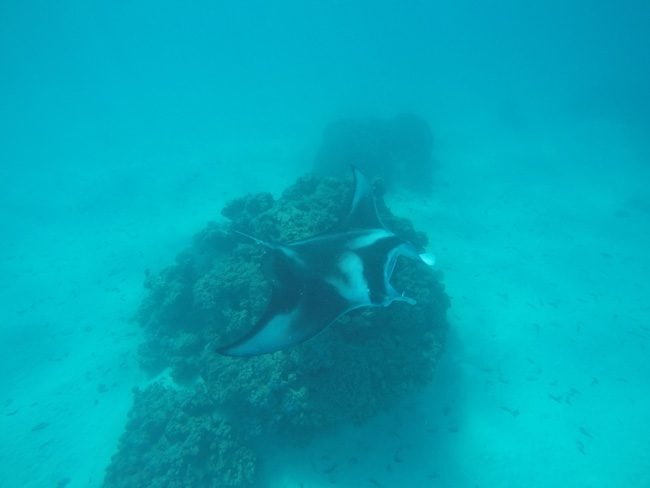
[[217, 280, 353, 357], [217, 307, 351, 357], [340, 166, 384, 230], [217, 307, 300, 357]]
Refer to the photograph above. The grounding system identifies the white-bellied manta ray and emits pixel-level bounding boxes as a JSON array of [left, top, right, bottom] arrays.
[[217, 166, 434, 357]]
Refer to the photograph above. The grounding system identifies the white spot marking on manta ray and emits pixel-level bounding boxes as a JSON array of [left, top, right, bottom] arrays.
[[348, 229, 392, 250], [327, 251, 371, 304], [419, 252, 435, 266], [228, 308, 299, 355]]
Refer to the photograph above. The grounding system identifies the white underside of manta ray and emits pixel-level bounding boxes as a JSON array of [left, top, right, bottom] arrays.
[[217, 166, 434, 357]]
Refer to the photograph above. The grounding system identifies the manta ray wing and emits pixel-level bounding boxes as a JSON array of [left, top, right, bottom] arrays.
[[341, 166, 384, 230], [216, 267, 357, 357]]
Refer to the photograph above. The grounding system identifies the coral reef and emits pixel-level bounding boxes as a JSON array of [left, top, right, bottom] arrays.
[[104, 383, 257, 488], [104, 173, 449, 487]]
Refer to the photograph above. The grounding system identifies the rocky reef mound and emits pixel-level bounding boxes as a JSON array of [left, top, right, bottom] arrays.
[[104, 173, 449, 487]]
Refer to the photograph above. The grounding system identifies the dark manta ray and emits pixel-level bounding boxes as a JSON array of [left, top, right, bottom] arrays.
[[217, 167, 434, 357]]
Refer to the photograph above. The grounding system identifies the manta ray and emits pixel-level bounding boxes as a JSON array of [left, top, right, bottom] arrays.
[[217, 167, 434, 357]]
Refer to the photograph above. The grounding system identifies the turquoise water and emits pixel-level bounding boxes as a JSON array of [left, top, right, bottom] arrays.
[[1, 1, 649, 486]]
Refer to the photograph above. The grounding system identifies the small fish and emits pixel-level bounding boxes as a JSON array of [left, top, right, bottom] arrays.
[[322, 463, 338, 474], [576, 440, 586, 455], [500, 406, 520, 417], [579, 426, 592, 438], [548, 394, 563, 404], [39, 439, 54, 449], [565, 388, 580, 405], [57, 478, 71, 488], [368, 478, 382, 487], [393, 450, 404, 463], [31, 422, 49, 432]]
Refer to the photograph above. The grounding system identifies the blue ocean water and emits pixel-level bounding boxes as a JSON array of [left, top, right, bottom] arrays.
[[1, 1, 649, 486]]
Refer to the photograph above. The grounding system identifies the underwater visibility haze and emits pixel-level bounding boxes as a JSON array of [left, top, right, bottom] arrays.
[[1, 1, 650, 487]]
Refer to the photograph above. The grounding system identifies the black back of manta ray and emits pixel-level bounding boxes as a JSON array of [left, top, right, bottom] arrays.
[[217, 167, 424, 357]]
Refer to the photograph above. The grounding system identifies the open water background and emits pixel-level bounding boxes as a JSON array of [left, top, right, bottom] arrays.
[[1, 1, 649, 486]]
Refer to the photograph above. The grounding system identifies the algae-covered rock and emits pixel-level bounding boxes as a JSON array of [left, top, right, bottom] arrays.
[[104, 173, 449, 486]]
